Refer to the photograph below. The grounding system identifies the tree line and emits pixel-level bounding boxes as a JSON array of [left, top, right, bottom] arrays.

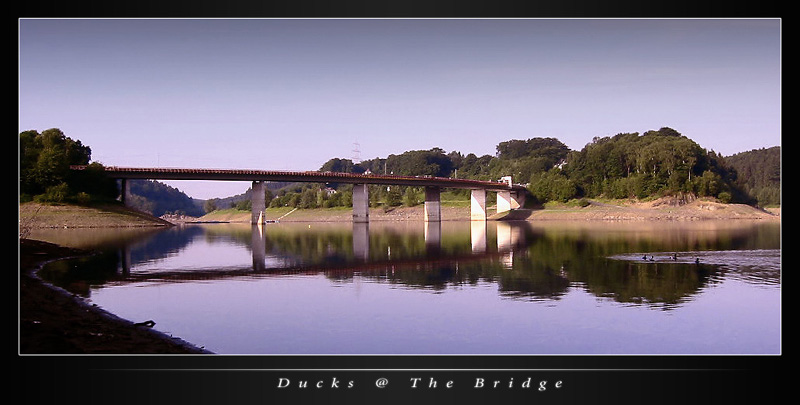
[[128, 180, 206, 217], [19, 127, 781, 215], [272, 127, 779, 209], [553, 128, 738, 203], [19, 128, 117, 204], [724, 146, 781, 207]]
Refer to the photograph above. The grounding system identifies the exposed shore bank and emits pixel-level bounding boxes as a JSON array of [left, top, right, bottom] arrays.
[[18, 198, 779, 354], [19, 202, 208, 354], [192, 196, 780, 223], [19, 239, 211, 354]]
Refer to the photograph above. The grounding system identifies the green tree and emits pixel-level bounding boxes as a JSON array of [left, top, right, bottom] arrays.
[[385, 187, 402, 207], [385, 148, 454, 177], [299, 188, 318, 209], [204, 199, 219, 213], [20, 129, 90, 195], [235, 199, 252, 211], [725, 146, 781, 207], [403, 187, 420, 207], [562, 127, 735, 201], [20, 128, 116, 203], [529, 170, 578, 203], [320, 158, 364, 174], [496, 137, 569, 164], [66, 162, 118, 202]]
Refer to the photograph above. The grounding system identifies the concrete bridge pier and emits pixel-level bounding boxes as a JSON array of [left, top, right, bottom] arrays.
[[251, 181, 266, 224], [470, 189, 487, 221], [497, 189, 526, 214], [118, 179, 130, 205], [352, 184, 370, 223], [424, 186, 441, 222]]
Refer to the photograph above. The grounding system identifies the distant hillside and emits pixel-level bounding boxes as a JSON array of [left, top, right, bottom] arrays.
[[127, 180, 205, 217], [126, 180, 298, 217], [204, 181, 294, 212], [725, 146, 781, 207]]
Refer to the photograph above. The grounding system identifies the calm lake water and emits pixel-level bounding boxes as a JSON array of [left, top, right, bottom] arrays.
[[32, 219, 781, 355]]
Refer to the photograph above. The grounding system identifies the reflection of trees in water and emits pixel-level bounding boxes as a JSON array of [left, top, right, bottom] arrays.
[[41, 221, 779, 308], [494, 256, 572, 300], [581, 261, 715, 309], [356, 223, 761, 307], [39, 251, 121, 297], [130, 226, 205, 263], [519, 230, 719, 308], [356, 247, 711, 308]]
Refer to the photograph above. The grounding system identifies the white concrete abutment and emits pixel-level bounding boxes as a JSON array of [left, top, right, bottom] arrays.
[[470, 189, 487, 221], [497, 189, 527, 213]]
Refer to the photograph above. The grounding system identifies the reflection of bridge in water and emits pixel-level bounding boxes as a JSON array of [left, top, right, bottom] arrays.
[[102, 220, 728, 307], [71, 165, 528, 224], [115, 221, 529, 283]]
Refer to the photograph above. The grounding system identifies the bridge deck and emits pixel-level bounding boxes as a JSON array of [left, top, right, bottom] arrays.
[[71, 165, 525, 191]]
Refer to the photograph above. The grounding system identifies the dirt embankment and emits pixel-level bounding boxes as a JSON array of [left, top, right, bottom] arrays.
[[19, 202, 173, 230], [193, 197, 780, 223], [527, 197, 780, 222], [198, 205, 480, 223]]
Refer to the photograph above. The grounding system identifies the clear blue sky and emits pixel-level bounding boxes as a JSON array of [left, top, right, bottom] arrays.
[[19, 18, 781, 200]]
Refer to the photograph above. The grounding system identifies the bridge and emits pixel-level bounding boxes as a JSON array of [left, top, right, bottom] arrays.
[[71, 166, 528, 224]]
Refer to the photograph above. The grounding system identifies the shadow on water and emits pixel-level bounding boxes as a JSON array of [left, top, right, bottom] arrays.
[[34, 219, 780, 310]]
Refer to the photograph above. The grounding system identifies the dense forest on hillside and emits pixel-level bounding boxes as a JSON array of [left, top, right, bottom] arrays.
[[558, 128, 739, 202], [725, 146, 781, 207], [126, 180, 205, 217], [19, 127, 781, 216], [202, 182, 292, 214], [258, 127, 780, 210], [19, 128, 117, 204]]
